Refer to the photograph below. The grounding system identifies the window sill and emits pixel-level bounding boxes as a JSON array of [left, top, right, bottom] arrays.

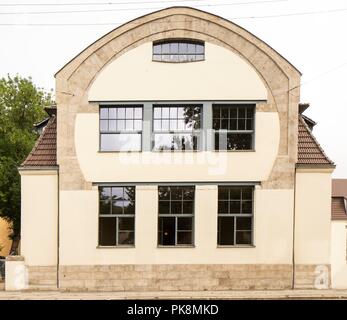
[[157, 245, 195, 248], [217, 245, 255, 248], [96, 245, 135, 249]]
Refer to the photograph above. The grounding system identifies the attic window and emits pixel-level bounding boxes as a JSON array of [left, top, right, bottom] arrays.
[[153, 40, 204, 62]]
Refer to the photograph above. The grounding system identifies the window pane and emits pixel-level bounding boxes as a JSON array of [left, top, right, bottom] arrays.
[[182, 201, 194, 214], [134, 108, 142, 119], [158, 217, 175, 245], [125, 119, 133, 131], [117, 108, 125, 119], [170, 42, 179, 53], [196, 44, 204, 54], [153, 44, 161, 54], [218, 217, 234, 245], [236, 217, 252, 231], [162, 43, 170, 54], [112, 187, 123, 200], [99, 200, 111, 215], [153, 54, 161, 61], [230, 201, 241, 214], [109, 108, 117, 119], [159, 201, 170, 214], [108, 120, 116, 131], [171, 187, 182, 200], [171, 201, 182, 214], [246, 107, 254, 118], [213, 119, 220, 130], [229, 119, 237, 130], [154, 107, 161, 119], [99, 217, 116, 246], [162, 107, 170, 118], [134, 120, 142, 131], [112, 200, 123, 214], [177, 107, 185, 118], [118, 217, 134, 231], [158, 186, 170, 200], [170, 107, 177, 118], [238, 119, 246, 130], [161, 119, 169, 131], [242, 187, 253, 200], [213, 107, 220, 118], [236, 231, 252, 245], [218, 187, 229, 200], [218, 201, 229, 214], [170, 119, 177, 131], [177, 231, 192, 245], [123, 201, 135, 214], [179, 42, 188, 53], [100, 187, 111, 200], [221, 119, 228, 130], [153, 120, 161, 131], [238, 108, 246, 118], [118, 231, 134, 245], [117, 120, 125, 131], [242, 201, 252, 214], [100, 134, 141, 151], [230, 108, 237, 118], [153, 133, 198, 151], [177, 217, 192, 231], [100, 108, 108, 119], [183, 187, 194, 200], [100, 120, 108, 131], [228, 188, 240, 200], [126, 108, 133, 119]]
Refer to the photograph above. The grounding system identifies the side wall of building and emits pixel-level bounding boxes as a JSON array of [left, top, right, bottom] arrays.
[[294, 169, 333, 289], [20, 170, 58, 289], [331, 220, 347, 289]]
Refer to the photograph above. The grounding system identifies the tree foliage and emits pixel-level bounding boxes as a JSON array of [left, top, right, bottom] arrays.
[[0, 75, 52, 238]]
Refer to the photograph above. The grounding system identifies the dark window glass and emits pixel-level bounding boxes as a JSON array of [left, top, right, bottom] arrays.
[[213, 104, 254, 150], [153, 105, 201, 151], [217, 186, 253, 246], [153, 40, 204, 62], [158, 186, 195, 246], [98, 186, 135, 246], [100, 106, 142, 151]]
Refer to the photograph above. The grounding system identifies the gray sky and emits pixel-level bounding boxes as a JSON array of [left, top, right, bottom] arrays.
[[0, 0, 346, 177]]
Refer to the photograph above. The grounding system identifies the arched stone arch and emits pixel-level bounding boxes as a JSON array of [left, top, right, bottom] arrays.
[[56, 6, 301, 190]]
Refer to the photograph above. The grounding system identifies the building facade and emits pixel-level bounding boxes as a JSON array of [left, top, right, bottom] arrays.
[[18, 7, 337, 291]]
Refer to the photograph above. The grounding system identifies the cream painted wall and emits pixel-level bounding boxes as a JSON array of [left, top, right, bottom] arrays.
[[20, 170, 58, 266], [331, 221, 347, 288], [88, 42, 267, 101], [294, 170, 332, 264], [74, 112, 279, 183], [59, 186, 294, 265]]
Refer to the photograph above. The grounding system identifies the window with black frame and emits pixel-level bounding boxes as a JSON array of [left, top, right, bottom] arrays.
[[99, 186, 135, 246], [153, 105, 201, 151], [99, 105, 143, 151], [153, 40, 204, 62], [213, 104, 254, 150], [158, 186, 195, 246], [217, 186, 253, 246]]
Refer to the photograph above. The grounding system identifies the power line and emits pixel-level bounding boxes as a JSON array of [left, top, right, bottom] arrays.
[[0, 0, 200, 6], [1, 6, 347, 25], [0, 0, 288, 15]]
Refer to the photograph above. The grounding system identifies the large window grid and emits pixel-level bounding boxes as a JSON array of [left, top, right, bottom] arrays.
[[217, 186, 254, 246], [213, 104, 255, 151], [99, 105, 143, 151], [99, 186, 135, 246], [153, 40, 205, 62], [153, 105, 202, 151], [158, 186, 195, 246]]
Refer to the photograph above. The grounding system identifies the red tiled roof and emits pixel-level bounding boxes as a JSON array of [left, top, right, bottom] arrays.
[[332, 197, 347, 220], [297, 116, 335, 167], [21, 115, 57, 168], [332, 179, 347, 198]]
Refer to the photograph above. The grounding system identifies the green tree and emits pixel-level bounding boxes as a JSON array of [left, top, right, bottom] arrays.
[[0, 75, 52, 240]]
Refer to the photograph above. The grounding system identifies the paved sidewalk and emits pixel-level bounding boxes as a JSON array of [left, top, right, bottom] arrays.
[[0, 289, 347, 300]]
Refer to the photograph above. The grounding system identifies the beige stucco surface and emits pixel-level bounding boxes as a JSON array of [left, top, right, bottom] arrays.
[[88, 42, 267, 101], [0, 218, 11, 256], [59, 186, 294, 265], [20, 171, 58, 266], [331, 221, 347, 288], [74, 111, 280, 182], [294, 171, 332, 265]]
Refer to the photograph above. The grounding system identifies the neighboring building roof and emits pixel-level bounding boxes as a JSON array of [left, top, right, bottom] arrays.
[[20, 115, 57, 168], [332, 197, 347, 220], [297, 115, 335, 168], [332, 179, 347, 198]]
